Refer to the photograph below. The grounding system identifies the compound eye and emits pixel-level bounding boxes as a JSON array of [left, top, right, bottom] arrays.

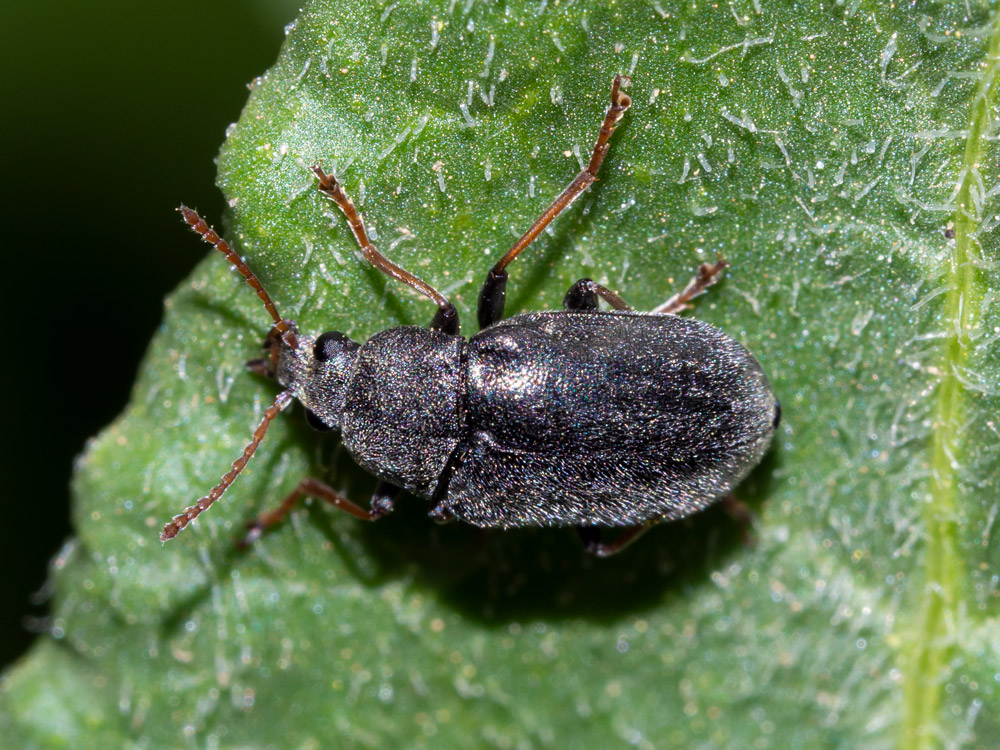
[[314, 331, 354, 362]]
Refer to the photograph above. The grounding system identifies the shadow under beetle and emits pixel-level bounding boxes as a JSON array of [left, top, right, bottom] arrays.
[[161, 75, 780, 556]]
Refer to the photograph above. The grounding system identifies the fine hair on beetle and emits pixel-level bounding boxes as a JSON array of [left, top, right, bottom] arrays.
[[162, 75, 779, 557]]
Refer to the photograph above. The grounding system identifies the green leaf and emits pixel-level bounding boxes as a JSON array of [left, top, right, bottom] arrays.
[[3, 1, 999, 747]]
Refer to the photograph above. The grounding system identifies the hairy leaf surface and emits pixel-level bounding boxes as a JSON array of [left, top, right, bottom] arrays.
[[3, 1, 999, 747]]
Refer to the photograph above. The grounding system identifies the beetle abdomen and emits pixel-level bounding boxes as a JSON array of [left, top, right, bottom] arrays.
[[441, 312, 777, 527]]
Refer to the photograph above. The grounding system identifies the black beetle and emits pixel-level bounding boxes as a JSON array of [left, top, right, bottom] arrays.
[[162, 76, 779, 556]]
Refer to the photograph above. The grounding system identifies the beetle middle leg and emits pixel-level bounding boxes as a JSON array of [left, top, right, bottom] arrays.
[[477, 75, 632, 330], [312, 166, 459, 335], [239, 478, 401, 546]]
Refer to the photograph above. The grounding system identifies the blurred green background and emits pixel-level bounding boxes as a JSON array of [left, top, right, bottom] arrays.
[[0, 0, 299, 668]]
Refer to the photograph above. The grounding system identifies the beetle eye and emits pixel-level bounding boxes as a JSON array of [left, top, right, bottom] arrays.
[[772, 402, 782, 429], [314, 331, 355, 362]]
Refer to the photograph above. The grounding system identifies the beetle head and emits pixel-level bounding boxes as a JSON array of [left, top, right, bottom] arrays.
[[251, 328, 360, 433]]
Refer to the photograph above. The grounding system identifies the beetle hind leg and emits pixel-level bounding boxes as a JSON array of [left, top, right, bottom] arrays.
[[653, 257, 729, 315], [576, 524, 652, 557]]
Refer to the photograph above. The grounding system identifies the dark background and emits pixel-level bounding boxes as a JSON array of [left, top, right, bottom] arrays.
[[0, 0, 298, 668]]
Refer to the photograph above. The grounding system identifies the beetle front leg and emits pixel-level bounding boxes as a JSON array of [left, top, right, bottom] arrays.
[[239, 478, 400, 547]]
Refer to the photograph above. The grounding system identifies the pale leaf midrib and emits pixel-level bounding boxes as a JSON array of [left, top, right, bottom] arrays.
[[901, 17, 999, 750]]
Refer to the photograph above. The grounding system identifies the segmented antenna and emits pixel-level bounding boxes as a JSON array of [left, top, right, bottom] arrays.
[[161, 390, 294, 541], [178, 206, 299, 349]]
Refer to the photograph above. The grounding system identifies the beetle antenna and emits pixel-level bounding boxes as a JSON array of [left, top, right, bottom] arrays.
[[178, 206, 299, 349], [161, 390, 294, 541]]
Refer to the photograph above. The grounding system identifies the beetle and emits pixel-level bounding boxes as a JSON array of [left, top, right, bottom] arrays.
[[161, 75, 779, 556]]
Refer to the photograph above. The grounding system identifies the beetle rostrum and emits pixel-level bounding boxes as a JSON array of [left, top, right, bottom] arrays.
[[161, 75, 779, 556]]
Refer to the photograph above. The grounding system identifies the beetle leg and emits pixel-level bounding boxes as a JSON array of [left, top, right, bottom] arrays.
[[238, 478, 400, 547], [312, 166, 459, 335], [576, 524, 652, 557], [563, 278, 632, 312], [477, 75, 632, 330], [720, 493, 757, 546], [652, 257, 728, 315]]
